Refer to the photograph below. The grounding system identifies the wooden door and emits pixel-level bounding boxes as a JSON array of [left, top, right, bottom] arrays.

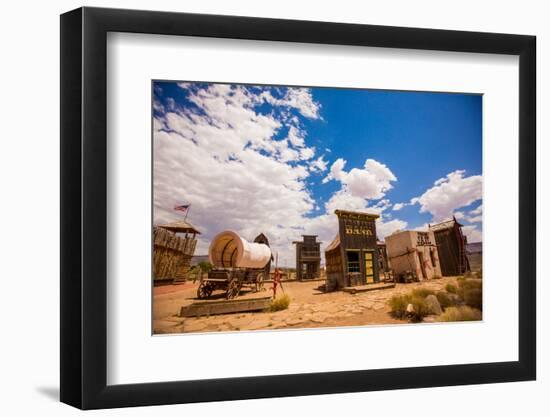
[[364, 251, 375, 284], [418, 251, 427, 280]]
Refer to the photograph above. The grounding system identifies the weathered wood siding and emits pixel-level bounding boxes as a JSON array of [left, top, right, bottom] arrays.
[[153, 226, 197, 282], [433, 226, 470, 276], [324, 211, 382, 290]]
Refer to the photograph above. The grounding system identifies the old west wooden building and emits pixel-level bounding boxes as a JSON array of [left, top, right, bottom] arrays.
[[377, 241, 390, 273], [293, 235, 321, 280], [325, 210, 380, 290], [153, 220, 200, 284], [429, 217, 470, 276]]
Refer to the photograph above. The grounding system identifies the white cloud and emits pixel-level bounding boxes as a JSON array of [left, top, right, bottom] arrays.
[[405, 173, 483, 242], [242, 86, 321, 120], [155, 83, 409, 265], [322, 158, 397, 200], [463, 204, 483, 223], [470, 204, 483, 216], [266, 87, 321, 119], [322, 157, 346, 183], [462, 225, 482, 242], [299, 146, 315, 160], [153, 100, 164, 113], [323, 190, 406, 241], [324, 189, 369, 214], [393, 202, 405, 211], [319, 157, 405, 243], [413, 223, 430, 232], [287, 125, 305, 147], [377, 218, 408, 240], [453, 211, 465, 220], [154, 83, 325, 265], [371, 199, 392, 213], [466, 215, 482, 223], [309, 155, 328, 173], [410, 170, 482, 222], [273, 139, 301, 163], [166, 97, 176, 111]]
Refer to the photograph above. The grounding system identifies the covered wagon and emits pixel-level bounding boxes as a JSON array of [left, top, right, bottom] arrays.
[[197, 231, 272, 299]]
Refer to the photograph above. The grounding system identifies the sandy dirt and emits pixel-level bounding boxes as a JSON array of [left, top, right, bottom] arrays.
[[153, 277, 461, 334]]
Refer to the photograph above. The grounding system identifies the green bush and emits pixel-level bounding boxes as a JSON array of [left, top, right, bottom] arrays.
[[198, 261, 214, 272], [269, 294, 291, 312], [445, 283, 458, 294], [411, 288, 435, 298], [439, 306, 482, 322], [435, 291, 454, 309]]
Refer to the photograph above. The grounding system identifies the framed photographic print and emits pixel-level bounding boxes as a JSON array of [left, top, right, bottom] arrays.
[[60, 6, 536, 410]]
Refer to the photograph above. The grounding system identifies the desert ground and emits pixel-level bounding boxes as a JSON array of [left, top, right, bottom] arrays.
[[153, 277, 463, 334]]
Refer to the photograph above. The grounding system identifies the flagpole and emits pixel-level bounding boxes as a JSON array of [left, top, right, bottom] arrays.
[[184, 204, 190, 221]]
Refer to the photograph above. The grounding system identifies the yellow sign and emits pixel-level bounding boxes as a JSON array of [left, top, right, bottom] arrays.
[[337, 211, 378, 220], [345, 227, 373, 236]]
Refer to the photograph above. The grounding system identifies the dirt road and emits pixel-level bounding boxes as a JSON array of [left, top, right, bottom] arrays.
[[153, 277, 460, 334]]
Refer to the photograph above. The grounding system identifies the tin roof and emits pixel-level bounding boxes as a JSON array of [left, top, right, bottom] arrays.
[[325, 234, 340, 252], [429, 217, 463, 232]]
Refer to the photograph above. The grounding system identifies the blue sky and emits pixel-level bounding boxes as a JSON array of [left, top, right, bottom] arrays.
[[153, 81, 482, 265], [302, 88, 482, 227]]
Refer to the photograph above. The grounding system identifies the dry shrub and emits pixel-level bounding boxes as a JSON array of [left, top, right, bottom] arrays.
[[409, 296, 431, 322], [388, 294, 430, 322], [463, 288, 483, 310], [457, 278, 482, 292], [445, 283, 458, 294], [439, 306, 482, 322], [435, 291, 454, 309], [457, 279, 483, 310], [388, 294, 412, 319], [411, 288, 435, 298], [269, 294, 291, 312]]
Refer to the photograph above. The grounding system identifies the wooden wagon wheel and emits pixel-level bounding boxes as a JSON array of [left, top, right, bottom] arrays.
[[226, 278, 241, 300], [197, 281, 213, 299]]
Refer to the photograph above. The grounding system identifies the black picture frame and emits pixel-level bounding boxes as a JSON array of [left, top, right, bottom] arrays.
[[60, 6, 536, 410]]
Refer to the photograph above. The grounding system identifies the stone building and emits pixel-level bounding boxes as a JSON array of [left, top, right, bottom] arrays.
[[293, 235, 321, 280], [325, 210, 380, 290], [385, 230, 442, 282]]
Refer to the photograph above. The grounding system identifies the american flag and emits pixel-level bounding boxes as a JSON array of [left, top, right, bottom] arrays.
[[174, 204, 190, 213]]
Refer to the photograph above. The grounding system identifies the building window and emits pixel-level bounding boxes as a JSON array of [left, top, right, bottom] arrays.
[[346, 251, 360, 273]]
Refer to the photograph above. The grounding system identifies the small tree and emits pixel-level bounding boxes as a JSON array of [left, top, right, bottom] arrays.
[[198, 261, 213, 273], [189, 262, 213, 283]]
